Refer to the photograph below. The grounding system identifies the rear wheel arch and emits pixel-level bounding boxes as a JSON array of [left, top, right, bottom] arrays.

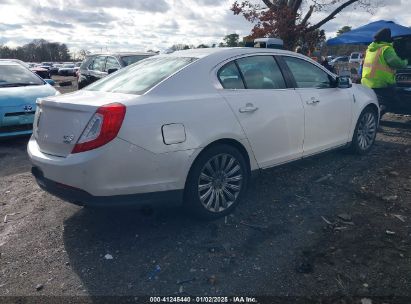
[[183, 139, 251, 219], [184, 138, 252, 196]]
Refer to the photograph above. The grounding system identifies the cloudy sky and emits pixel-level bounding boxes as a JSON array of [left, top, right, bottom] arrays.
[[0, 0, 410, 55]]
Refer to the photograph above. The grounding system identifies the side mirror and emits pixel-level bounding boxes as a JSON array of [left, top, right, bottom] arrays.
[[337, 76, 352, 88], [108, 68, 118, 74], [44, 79, 55, 86]]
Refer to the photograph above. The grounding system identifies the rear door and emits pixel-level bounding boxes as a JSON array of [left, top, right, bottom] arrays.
[[217, 55, 305, 168], [280, 56, 352, 156]]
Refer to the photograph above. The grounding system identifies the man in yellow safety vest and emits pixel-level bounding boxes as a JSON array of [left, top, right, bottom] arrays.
[[361, 28, 408, 113]]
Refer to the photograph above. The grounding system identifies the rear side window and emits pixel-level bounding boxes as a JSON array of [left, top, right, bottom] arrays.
[[105, 57, 121, 71], [217, 62, 245, 89], [283, 56, 333, 89], [85, 57, 197, 95], [236, 56, 286, 89]]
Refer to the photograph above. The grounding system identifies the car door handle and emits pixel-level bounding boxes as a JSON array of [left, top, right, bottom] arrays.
[[306, 97, 320, 105], [239, 103, 259, 113]]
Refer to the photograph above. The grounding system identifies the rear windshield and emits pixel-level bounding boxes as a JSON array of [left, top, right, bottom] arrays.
[[0, 64, 44, 87], [85, 57, 197, 95], [120, 55, 152, 66]]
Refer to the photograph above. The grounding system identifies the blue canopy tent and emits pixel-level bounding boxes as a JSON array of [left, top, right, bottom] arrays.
[[327, 20, 411, 46]]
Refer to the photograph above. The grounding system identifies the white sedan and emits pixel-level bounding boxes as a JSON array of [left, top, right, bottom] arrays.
[[28, 48, 379, 219]]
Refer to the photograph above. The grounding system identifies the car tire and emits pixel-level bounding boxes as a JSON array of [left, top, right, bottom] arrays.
[[350, 107, 378, 155], [184, 144, 249, 220]]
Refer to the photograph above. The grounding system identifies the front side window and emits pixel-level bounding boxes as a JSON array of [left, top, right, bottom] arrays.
[[90, 56, 106, 72], [236, 56, 286, 89], [283, 56, 334, 89], [105, 57, 121, 71], [217, 62, 245, 89], [0, 64, 44, 87], [85, 56, 197, 95]]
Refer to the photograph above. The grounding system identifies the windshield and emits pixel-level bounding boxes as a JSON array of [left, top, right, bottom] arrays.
[[63, 64, 75, 68], [0, 64, 44, 87], [120, 55, 152, 66], [85, 56, 197, 95]]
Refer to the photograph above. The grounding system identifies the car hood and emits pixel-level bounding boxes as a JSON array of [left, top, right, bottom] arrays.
[[0, 84, 57, 107]]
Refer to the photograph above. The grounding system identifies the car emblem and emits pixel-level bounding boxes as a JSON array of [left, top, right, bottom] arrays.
[[63, 135, 75, 144], [23, 105, 33, 112]]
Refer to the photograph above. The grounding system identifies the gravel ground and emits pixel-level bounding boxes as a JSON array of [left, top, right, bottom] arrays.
[[0, 107, 410, 303]]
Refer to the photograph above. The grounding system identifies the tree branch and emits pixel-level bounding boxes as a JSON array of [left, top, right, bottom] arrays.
[[306, 0, 359, 32], [261, 0, 275, 9], [291, 0, 303, 14], [300, 5, 314, 27]]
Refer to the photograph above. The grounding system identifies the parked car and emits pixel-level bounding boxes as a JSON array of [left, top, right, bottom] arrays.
[[58, 63, 76, 76], [49, 64, 63, 76], [77, 52, 154, 89], [30, 66, 51, 79], [28, 48, 379, 219], [329, 56, 349, 66], [349, 52, 364, 64], [0, 61, 58, 138], [40, 62, 53, 69]]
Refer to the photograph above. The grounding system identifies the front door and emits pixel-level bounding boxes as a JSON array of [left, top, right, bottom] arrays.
[[281, 56, 352, 156], [217, 55, 305, 168]]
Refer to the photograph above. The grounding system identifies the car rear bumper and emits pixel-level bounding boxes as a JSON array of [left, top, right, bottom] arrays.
[[28, 136, 197, 204], [31, 166, 183, 207]]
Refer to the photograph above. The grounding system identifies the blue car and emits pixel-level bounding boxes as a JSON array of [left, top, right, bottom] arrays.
[[0, 61, 58, 138]]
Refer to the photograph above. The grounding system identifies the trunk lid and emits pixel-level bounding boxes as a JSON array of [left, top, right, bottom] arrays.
[[34, 90, 134, 157]]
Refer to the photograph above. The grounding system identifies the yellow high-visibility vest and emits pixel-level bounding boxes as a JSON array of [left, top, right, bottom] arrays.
[[361, 45, 395, 89]]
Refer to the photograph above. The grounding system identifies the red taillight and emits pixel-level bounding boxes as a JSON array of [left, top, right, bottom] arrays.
[[72, 103, 126, 154]]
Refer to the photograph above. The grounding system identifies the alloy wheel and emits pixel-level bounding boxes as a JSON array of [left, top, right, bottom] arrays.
[[197, 153, 243, 213], [357, 112, 377, 151]]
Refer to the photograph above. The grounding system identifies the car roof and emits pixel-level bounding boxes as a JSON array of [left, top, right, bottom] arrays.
[[87, 52, 154, 57], [158, 47, 305, 61], [0, 60, 22, 66]]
